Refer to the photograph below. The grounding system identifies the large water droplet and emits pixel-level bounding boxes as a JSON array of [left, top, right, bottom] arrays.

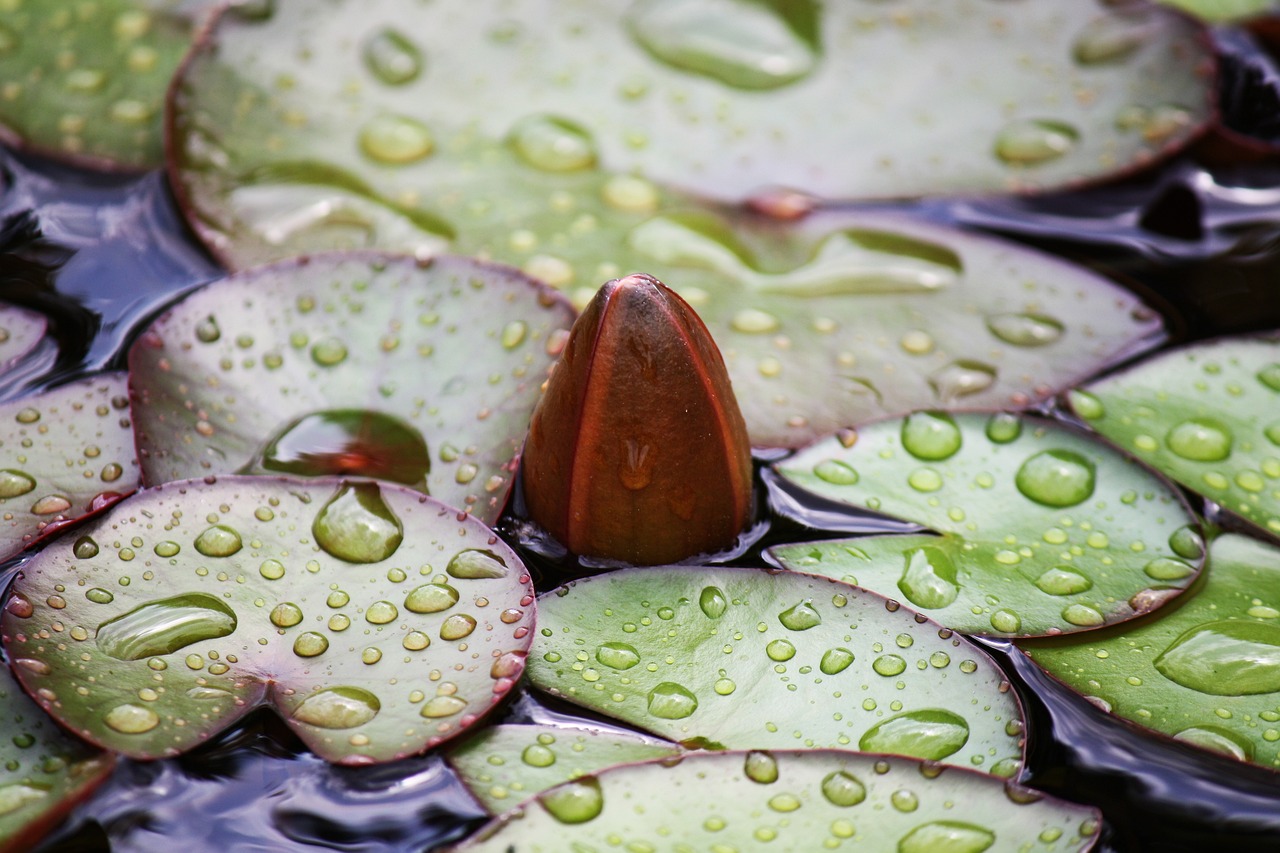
[[522, 743, 556, 767], [404, 582, 459, 613], [1154, 621, 1280, 695], [821, 770, 866, 807], [313, 483, 403, 563], [194, 524, 242, 558], [872, 654, 907, 676], [928, 361, 997, 402], [898, 821, 996, 853], [270, 602, 303, 628], [1166, 418, 1233, 462], [539, 777, 603, 824], [0, 782, 49, 816], [447, 549, 508, 579], [898, 546, 959, 610], [362, 28, 423, 85], [1072, 12, 1153, 65], [1035, 567, 1093, 596], [626, 0, 820, 91], [73, 536, 99, 559], [1172, 725, 1253, 761], [901, 412, 962, 461], [292, 686, 381, 728], [0, 469, 35, 498], [994, 119, 1079, 165], [1015, 450, 1096, 508], [596, 641, 641, 670], [508, 114, 598, 172], [820, 647, 854, 675], [859, 710, 970, 760], [104, 703, 160, 734], [421, 695, 467, 718], [96, 594, 237, 661], [814, 459, 858, 485], [986, 312, 1064, 347], [647, 682, 698, 719], [255, 409, 431, 486], [744, 750, 779, 783], [778, 600, 821, 630], [358, 114, 434, 165], [293, 631, 330, 657], [699, 586, 727, 619]]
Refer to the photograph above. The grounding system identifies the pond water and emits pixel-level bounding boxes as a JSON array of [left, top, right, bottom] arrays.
[[3, 49, 1280, 853]]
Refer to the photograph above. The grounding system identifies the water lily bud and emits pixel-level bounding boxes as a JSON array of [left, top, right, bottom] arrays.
[[522, 273, 753, 565]]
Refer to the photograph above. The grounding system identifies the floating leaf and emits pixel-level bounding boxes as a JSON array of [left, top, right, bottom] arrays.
[[0, 665, 113, 853], [128, 254, 574, 524], [0, 374, 140, 562], [0, 303, 45, 372], [450, 750, 1100, 852], [1155, 0, 1277, 22], [1072, 337, 1280, 540], [527, 566, 1023, 774], [1023, 534, 1280, 771], [0, 0, 210, 168], [773, 412, 1202, 636], [447, 724, 680, 814], [1, 476, 535, 764]]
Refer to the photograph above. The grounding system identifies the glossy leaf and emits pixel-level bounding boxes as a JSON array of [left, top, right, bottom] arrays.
[[1, 476, 535, 764], [1072, 336, 1280, 541], [773, 412, 1202, 636], [0, 665, 113, 853], [0, 303, 45, 371], [1156, 0, 1276, 21], [447, 724, 680, 814], [128, 254, 574, 525], [522, 274, 752, 564], [528, 566, 1024, 774], [0, 374, 140, 562], [1023, 534, 1280, 771], [450, 750, 1100, 853]]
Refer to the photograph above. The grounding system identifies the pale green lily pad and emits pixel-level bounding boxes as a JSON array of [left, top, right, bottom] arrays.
[[0, 374, 140, 562], [773, 412, 1202, 637], [1156, 0, 1276, 22], [1023, 533, 1280, 771], [1072, 337, 1280, 541], [527, 566, 1024, 774], [447, 724, 680, 814], [0, 304, 45, 371], [1, 475, 535, 764], [0, 0, 211, 168], [450, 750, 1100, 853], [0, 665, 114, 853], [127, 254, 574, 524]]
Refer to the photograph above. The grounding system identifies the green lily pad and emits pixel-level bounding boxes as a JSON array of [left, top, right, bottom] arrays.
[[1, 475, 536, 764], [0, 303, 45, 371], [0, 0, 210, 169], [128, 254, 574, 524], [0, 374, 140, 562], [773, 412, 1202, 637], [447, 724, 681, 814], [1023, 533, 1280, 771], [1071, 337, 1280, 541], [1156, 0, 1276, 22], [450, 750, 1100, 853], [527, 566, 1024, 774], [0, 665, 114, 853]]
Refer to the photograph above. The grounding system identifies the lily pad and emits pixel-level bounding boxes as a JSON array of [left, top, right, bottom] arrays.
[[0, 665, 114, 853], [527, 566, 1024, 774], [447, 723, 680, 814], [0, 303, 45, 372], [1156, 0, 1277, 22], [0, 374, 140, 562], [450, 750, 1100, 853], [127, 254, 574, 524], [773, 412, 1203, 637], [0, 475, 535, 764], [1023, 533, 1280, 771], [0, 0, 210, 169], [1071, 337, 1280, 541]]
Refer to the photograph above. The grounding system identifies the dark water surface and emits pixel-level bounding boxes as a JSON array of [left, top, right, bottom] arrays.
[[3, 111, 1280, 852]]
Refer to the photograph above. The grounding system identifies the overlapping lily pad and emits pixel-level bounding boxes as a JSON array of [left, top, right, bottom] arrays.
[[0, 476, 535, 764], [0, 665, 113, 853], [0, 374, 140, 562], [1023, 534, 1280, 771], [451, 750, 1100, 853], [0, 0, 210, 168], [1072, 337, 1280, 540], [527, 566, 1024, 774], [447, 724, 680, 814], [773, 412, 1203, 636], [0, 304, 45, 371], [128, 254, 574, 524], [1157, 0, 1276, 22]]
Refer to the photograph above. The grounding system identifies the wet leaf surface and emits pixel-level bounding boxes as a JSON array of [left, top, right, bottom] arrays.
[[446, 723, 680, 814], [450, 749, 1100, 853], [0, 303, 45, 372], [128, 254, 574, 524], [527, 566, 1024, 773], [773, 412, 1203, 637], [0, 374, 139, 562], [1, 476, 535, 764], [1023, 534, 1280, 772], [1157, 0, 1277, 22], [1072, 336, 1280, 541]]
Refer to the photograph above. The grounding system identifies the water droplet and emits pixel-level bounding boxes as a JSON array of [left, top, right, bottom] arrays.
[[814, 459, 858, 485], [778, 600, 821, 631], [522, 743, 557, 767], [194, 315, 220, 343], [898, 546, 959, 610], [820, 770, 866, 806], [986, 312, 1064, 347], [995, 119, 1079, 165], [699, 586, 727, 619], [1172, 726, 1252, 761], [313, 483, 403, 563], [1169, 526, 1204, 560], [293, 632, 329, 657], [96, 594, 237, 661], [508, 114, 597, 172], [990, 609, 1021, 634], [0, 469, 35, 498], [928, 361, 996, 401], [1258, 363, 1280, 392], [104, 703, 159, 734], [596, 642, 641, 670], [1155, 621, 1280, 695], [859, 709, 970, 761], [421, 695, 467, 718], [890, 789, 919, 813], [873, 654, 907, 676], [73, 536, 99, 559], [441, 614, 477, 640], [743, 750, 779, 783], [31, 495, 70, 515], [259, 559, 285, 580], [257, 409, 431, 485], [1036, 567, 1093, 596], [647, 682, 698, 719], [447, 549, 508, 578], [154, 541, 180, 558], [405, 583, 460, 613], [366, 601, 399, 625], [907, 467, 943, 493], [1144, 557, 1194, 581], [85, 587, 114, 605], [898, 821, 997, 853], [1015, 449, 1096, 508], [901, 412, 962, 461], [768, 792, 802, 812], [1166, 418, 1233, 462], [766, 639, 796, 661], [714, 677, 736, 695], [310, 336, 349, 366], [1062, 604, 1106, 627], [293, 686, 381, 728], [270, 602, 304, 628], [1072, 12, 1153, 65], [194, 524, 242, 558], [0, 782, 49, 816], [362, 28, 423, 85], [820, 647, 854, 675], [730, 308, 781, 334], [539, 777, 603, 824], [1069, 390, 1106, 421], [358, 114, 434, 165]]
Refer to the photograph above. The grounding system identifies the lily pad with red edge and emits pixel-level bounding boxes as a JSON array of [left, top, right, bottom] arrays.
[[127, 254, 574, 525], [0, 475, 535, 764], [1022, 533, 1280, 771], [0, 303, 45, 372], [0, 0, 212, 169], [527, 566, 1025, 775], [0, 374, 139, 562], [449, 750, 1100, 853], [1071, 336, 1280, 541], [0, 665, 114, 853], [773, 412, 1203, 637], [446, 724, 681, 814]]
